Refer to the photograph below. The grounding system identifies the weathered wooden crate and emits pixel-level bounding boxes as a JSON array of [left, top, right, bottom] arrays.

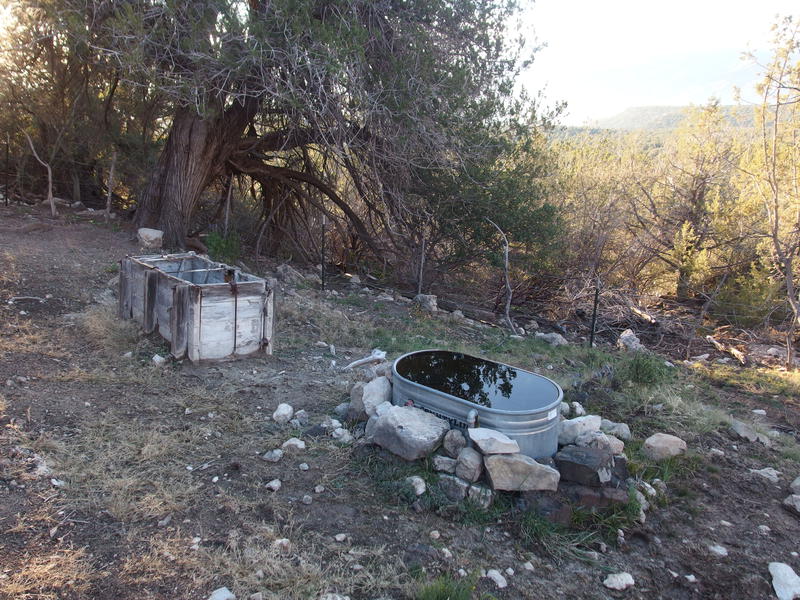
[[118, 252, 274, 362]]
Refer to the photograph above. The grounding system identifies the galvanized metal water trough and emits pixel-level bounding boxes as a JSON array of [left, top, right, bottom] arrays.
[[118, 252, 274, 362], [392, 350, 563, 458]]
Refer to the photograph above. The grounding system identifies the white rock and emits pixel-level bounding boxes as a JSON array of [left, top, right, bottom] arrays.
[[571, 402, 586, 416], [302, 495, 312, 505], [441, 547, 453, 559], [575, 430, 624, 455], [334, 402, 350, 418], [319, 595, 350, 600], [334, 533, 347, 542], [709, 448, 725, 457], [372, 406, 449, 461], [374, 401, 393, 417], [750, 467, 781, 484], [617, 329, 645, 351], [362, 376, 393, 417], [266, 479, 281, 492], [485, 569, 507, 589], [642, 433, 687, 460], [208, 587, 236, 600], [758, 525, 771, 535], [559, 402, 571, 417], [600, 419, 632, 440], [405, 475, 426, 496], [137, 227, 163, 248], [262, 449, 283, 463], [429, 530, 440, 540], [752, 409, 767, 416], [790, 476, 800, 494], [523, 561, 534, 571], [770, 562, 800, 600], [708, 544, 728, 557], [484, 453, 560, 491], [299, 463, 309, 471], [505, 567, 514, 576], [603, 572, 635, 590], [314, 485, 325, 494], [249, 593, 263, 600], [152, 354, 167, 366], [273, 538, 291, 552], [272, 403, 294, 424], [558, 415, 602, 446], [281, 438, 306, 451], [331, 428, 353, 444], [534, 332, 568, 346], [468, 428, 520, 454], [321, 416, 342, 430], [685, 575, 697, 583]]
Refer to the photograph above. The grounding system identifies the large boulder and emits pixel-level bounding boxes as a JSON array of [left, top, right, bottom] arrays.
[[484, 453, 560, 491], [730, 419, 772, 447], [558, 415, 602, 446], [554, 445, 614, 487], [371, 406, 449, 461], [468, 428, 520, 455], [362, 376, 392, 417], [642, 433, 687, 461], [137, 227, 163, 249]]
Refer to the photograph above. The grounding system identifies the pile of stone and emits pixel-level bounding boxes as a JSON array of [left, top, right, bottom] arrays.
[[342, 362, 684, 519]]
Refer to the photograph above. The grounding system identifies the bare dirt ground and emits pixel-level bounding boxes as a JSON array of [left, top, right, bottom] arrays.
[[2, 203, 800, 600]]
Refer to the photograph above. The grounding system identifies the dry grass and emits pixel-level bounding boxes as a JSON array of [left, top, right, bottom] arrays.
[[79, 304, 141, 354], [278, 294, 374, 349], [0, 392, 6, 416], [0, 547, 100, 599]]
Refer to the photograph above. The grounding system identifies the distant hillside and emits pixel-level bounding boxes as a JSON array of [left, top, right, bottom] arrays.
[[590, 105, 754, 131]]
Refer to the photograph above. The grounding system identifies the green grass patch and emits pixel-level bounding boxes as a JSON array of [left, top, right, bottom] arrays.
[[416, 574, 475, 600], [615, 352, 673, 386], [625, 441, 703, 482], [695, 364, 800, 400], [516, 511, 597, 562]]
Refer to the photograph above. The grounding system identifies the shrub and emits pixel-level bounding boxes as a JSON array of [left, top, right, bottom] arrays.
[[616, 352, 672, 386], [206, 231, 241, 264]]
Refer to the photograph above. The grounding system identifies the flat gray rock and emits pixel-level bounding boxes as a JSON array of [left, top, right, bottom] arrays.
[[770, 562, 800, 600], [468, 428, 520, 454], [484, 453, 560, 491], [372, 406, 449, 461]]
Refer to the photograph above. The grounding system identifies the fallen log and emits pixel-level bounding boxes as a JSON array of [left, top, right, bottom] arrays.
[[706, 335, 747, 365]]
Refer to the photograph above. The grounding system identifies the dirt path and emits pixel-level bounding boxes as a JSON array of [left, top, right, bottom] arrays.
[[1, 204, 799, 599]]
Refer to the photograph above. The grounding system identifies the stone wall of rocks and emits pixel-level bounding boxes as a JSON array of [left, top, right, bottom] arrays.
[[339, 357, 686, 519]]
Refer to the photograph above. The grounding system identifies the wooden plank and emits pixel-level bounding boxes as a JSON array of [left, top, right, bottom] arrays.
[[261, 287, 274, 355], [118, 258, 132, 319], [187, 287, 202, 363], [142, 269, 159, 334], [170, 283, 190, 359]]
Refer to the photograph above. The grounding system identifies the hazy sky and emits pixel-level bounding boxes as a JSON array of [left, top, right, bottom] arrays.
[[521, 1, 798, 125]]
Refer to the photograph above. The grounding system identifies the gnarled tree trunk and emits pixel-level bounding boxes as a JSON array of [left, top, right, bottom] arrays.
[[135, 98, 258, 248]]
